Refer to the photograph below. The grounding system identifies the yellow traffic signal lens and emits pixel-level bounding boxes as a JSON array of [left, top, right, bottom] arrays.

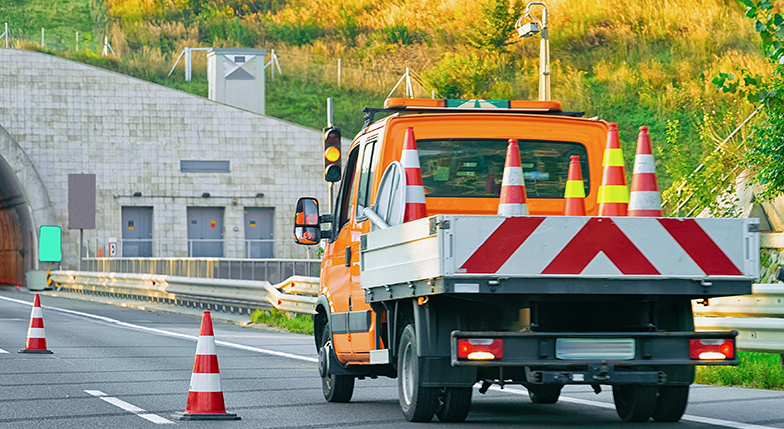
[[325, 146, 340, 162]]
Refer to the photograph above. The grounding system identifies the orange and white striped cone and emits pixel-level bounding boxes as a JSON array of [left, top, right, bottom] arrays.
[[598, 123, 630, 216], [563, 155, 586, 216], [401, 127, 428, 222], [172, 311, 239, 420], [19, 294, 52, 354], [498, 139, 529, 216], [628, 126, 662, 217]]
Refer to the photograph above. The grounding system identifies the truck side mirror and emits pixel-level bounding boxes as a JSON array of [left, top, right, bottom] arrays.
[[294, 197, 322, 245]]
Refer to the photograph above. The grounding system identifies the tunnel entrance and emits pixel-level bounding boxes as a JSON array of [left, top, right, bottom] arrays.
[[0, 154, 30, 285]]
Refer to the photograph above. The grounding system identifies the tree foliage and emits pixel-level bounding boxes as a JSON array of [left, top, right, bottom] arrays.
[[713, 0, 784, 201]]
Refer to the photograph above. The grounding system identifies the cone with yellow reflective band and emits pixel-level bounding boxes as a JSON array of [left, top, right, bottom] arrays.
[[563, 155, 586, 216], [598, 123, 629, 216]]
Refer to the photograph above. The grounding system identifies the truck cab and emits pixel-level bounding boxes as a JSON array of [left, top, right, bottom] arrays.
[[294, 98, 755, 423]]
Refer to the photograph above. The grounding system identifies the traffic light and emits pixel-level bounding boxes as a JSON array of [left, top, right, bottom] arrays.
[[324, 127, 342, 182]]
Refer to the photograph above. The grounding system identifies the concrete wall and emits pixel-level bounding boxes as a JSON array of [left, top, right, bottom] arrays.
[[0, 48, 334, 270]]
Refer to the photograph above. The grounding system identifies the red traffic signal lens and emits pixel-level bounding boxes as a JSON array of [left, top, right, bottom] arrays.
[[325, 130, 341, 145], [324, 146, 340, 163]]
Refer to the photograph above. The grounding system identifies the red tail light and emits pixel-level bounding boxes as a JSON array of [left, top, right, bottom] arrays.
[[689, 339, 735, 360], [457, 338, 503, 360]]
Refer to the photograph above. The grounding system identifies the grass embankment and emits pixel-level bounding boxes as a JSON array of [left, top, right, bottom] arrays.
[[250, 308, 314, 335], [696, 352, 784, 390]]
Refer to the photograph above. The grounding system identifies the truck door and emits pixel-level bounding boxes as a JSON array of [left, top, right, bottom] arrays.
[[322, 145, 360, 364], [348, 137, 380, 359]]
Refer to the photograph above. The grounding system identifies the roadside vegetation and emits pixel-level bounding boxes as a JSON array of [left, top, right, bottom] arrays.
[[250, 308, 314, 335], [697, 352, 784, 389]]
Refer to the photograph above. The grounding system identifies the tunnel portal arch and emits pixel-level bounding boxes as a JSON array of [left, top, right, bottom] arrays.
[[0, 123, 55, 284]]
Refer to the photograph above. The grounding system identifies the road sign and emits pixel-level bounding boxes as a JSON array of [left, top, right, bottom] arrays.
[[39, 226, 62, 262]]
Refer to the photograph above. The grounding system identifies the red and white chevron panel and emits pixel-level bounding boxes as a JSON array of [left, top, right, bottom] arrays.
[[450, 216, 758, 279]]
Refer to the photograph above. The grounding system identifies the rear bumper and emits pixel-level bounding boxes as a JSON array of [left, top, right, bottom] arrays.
[[450, 330, 738, 369]]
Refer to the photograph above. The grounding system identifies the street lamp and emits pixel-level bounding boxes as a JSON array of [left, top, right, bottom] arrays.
[[515, 2, 550, 101]]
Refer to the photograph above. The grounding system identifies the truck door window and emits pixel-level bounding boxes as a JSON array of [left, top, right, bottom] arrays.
[[356, 138, 378, 217], [417, 139, 589, 198], [335, 146, 360, 232]]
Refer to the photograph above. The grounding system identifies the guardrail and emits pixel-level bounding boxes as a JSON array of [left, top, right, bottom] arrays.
[[49, 271, 319, 315], [81, 258, 321, 285], [694, 284, 784, 354]]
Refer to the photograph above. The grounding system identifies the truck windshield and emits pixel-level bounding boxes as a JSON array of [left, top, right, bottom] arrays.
[[417, 139, 589, 198]]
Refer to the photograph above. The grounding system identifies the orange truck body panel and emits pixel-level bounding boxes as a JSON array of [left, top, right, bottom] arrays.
[[322, 109, 609, 364]]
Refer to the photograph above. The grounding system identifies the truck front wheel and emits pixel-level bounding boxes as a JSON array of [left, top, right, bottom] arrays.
[[398, 324, 439, 422], [652, 386, 689, 422], [320, 325, 354, 402], [612, 385, 657, 422]]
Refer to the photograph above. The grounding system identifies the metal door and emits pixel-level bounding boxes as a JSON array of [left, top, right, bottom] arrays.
[[244, 207, 274, 258], [187, 207, 224, 257], [122, 206, 153, 257]]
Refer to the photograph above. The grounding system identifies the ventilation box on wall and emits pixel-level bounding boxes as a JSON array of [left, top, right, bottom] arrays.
[[207, 48, 267, 115]]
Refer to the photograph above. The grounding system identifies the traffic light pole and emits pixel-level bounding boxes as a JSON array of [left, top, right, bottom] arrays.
[[326, 98, 335, 213]]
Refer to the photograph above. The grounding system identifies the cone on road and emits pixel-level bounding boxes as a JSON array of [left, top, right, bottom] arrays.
[[563, 155, 586, 216], [19, 294, 52, 354], [597, 123, 630, 216], [401, 127, 428, 222], [628, 126, 662, 217], [172, 311, 239, 421], [498, 139, 529, 216]]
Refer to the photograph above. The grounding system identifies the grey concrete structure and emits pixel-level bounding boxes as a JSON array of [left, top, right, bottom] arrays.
[[208, 48, 267, 115], [0, 47, 336, 282]]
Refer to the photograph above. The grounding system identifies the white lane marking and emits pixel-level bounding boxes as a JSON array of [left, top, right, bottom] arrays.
[[84, 390, 173, 424], [486, 386, 779, 429], [8, 295, 777, 429], [0, 295, 317, 363], [101, 397, 146, 413]]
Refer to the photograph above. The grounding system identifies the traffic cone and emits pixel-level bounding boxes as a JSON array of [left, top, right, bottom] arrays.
[[498, 139, 529, 216], [19, 294, 53, 354], [563, 155, 586, 216], [172, 311, 239, 420], [628, 126, 662, 217], [597, 123, 630, 216], [401, 127, 428, 222]]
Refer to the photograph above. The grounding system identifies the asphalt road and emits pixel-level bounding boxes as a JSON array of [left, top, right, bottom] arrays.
[[1, 286, 784, 429]]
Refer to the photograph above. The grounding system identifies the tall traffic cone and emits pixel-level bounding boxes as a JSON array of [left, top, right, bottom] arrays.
[[172, 311, 239, 420], [628, 126, 662, 217], [597, 123, 630, 216], [19, 294, 52, 354], [498, 139, 529, 216], [401, 127, 428, 222], [563, 155, 586, 216]]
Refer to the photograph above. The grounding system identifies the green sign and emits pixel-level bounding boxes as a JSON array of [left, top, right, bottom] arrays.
[[39, 226, 62, 262]]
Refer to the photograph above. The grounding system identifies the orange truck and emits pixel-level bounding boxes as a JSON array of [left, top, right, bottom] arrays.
[[293, 98, 758, 423]]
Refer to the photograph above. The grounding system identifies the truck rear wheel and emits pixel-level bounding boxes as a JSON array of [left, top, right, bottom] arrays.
[[528, 385, 562, 404], [652, 386, 689, 422], [398, 324, 438, 422], [612, 385, 657, 422], [320, 325, 354, 403], [435, 387, 472, 422]]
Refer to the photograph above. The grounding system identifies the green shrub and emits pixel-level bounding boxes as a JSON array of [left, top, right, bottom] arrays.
[[696, 352, 784, 390]]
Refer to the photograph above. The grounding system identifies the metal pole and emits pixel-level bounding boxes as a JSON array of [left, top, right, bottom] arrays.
[[76, 31, 79, 51], [4, 23, 8, 48], [327, 97, 334, 128], [185, 47, 192, 81], [537, 4, 550, 101], [406, 67, 413, 97], [79, 229, 83, 271], [41, 27, 44, 47], [271, 49, 276, 81], [337, 58, 341, 90]]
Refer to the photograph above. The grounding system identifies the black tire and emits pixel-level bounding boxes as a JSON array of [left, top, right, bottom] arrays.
[[528, 385, 562, 404], [320, 325, 354, 403], [652, 386, 689, 422], [612, 385, 657, 422], [398, 324, 439, 422], [435, 387, 472, 422]]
